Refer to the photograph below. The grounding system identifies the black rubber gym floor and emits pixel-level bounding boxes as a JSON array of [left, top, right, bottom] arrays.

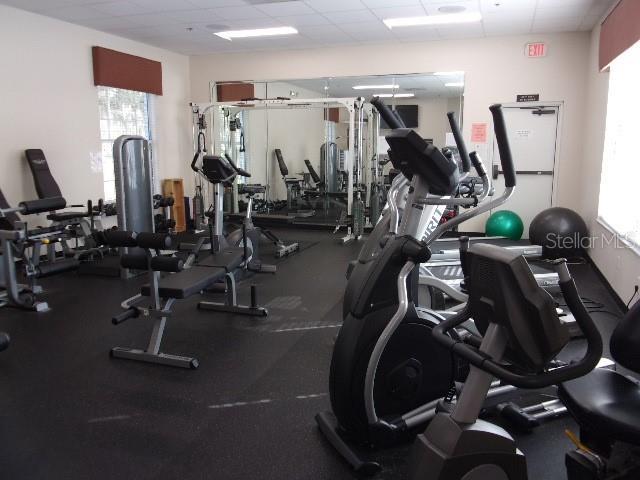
[[0, 229, 625, 480]]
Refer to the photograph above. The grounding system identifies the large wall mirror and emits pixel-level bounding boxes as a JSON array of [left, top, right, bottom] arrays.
[[193, 72, 464, 226]]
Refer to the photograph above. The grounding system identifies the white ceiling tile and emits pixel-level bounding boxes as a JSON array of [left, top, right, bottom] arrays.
[[437, 22, 483, 38], [299, 24, 353, 41], [579, 14, 602, 30], [122, 12, 184, 26], [391, 25, 440, 41], [362, 0, 420, 7], [346, 27, 397, 42], [79, 16, 143, 29], [479, 0, 536, 13], [303, 0, 366, 13], [322, 9, 379, 24], [588, 0, 615, 17], [422, 0, 479, 14], [536, 0, 594, 7], [89, 1, 148, 17], [483, 21, 532, 36], [481, 10, 533, 24], [129, 0, 197, 12], [531, 16, 582, 32], [163, 9, 221, 23], [41, 5, 111, 21], [114, 24, 194, 38], [210, 5, 268, 19], [274, 14, 330, 26], [215, 17, 283, 28], [254, 1, 315, 16], [339, 21, 390, 33], [186, 0, 245, 7], [535, 5, 591, 20], [371, 5, 427, 20]]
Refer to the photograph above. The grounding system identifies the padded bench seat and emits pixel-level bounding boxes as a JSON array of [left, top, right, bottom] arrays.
[[197, 248, 245, 272], [141, 266, 226, 299], [47, 211, 89, 222]]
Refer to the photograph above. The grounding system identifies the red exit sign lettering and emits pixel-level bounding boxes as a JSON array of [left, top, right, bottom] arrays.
[[526, 42, 547, 57]]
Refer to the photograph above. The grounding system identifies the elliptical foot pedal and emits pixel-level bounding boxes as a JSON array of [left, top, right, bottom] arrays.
[[315, 411, 381, 477]]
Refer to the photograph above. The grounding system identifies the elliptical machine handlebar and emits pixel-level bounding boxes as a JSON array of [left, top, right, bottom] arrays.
[[489, 104, 516, 188], [430, 259, 603, 389], [424, 104, 516, 242], [370, 97, 406, 129], [446, 111, 471, 173]]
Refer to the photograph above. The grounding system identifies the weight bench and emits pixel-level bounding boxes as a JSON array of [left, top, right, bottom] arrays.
[[24, 149, 104, 258], [0, 193, 78, 311], [105, 231, 267, 369]]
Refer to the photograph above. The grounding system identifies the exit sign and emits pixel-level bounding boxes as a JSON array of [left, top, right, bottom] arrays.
[[526, 42, 547, 57]]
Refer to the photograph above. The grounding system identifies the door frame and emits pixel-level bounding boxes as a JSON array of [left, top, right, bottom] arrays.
[[496, 101, 564, 207]]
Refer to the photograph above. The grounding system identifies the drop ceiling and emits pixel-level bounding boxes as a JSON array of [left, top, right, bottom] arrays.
[[0, 0, 615, 55]]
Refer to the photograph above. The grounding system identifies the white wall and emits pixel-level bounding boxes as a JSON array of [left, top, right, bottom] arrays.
[[190, 32, 591, 231], [0, 5, 192, 219], [577, 25, 640, 304]]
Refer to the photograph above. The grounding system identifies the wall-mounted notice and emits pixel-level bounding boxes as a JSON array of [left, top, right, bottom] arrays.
[[471, 123, 487, 143], [526, 42, 547, 57], [517, 94, 540, 102]]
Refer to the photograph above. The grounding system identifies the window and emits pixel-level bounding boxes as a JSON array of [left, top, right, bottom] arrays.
[[598, 40, 640, 245], [97, 87, 151, 202]]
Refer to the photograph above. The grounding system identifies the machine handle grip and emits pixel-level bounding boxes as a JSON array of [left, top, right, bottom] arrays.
[[112, 307, 139, 325], [274, 149, 289, 176], [489, 104, 516, 188], [469, 152, 487, 178], [19, 197, 66, 214], [224, 153, 251, 178], [370, 97, 405, 129], [447, 111, 471, 173], [191, 152, 200, 173]]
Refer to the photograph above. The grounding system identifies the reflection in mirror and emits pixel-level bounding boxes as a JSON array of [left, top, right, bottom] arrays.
[[200, 72, 464, 230]]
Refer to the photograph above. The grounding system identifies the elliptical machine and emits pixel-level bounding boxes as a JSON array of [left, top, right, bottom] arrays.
[[316, 104, 518, 474]]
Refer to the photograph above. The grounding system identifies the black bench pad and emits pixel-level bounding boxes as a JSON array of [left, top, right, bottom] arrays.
[[141, 266, 226, 299], [197, 249, 244, 272], [47, 211, 88, 222]]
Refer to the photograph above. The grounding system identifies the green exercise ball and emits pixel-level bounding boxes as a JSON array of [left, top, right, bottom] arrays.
[[486, 210, 524, 240]]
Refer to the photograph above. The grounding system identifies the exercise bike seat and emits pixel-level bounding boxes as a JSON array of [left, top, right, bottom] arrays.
[[559, 368, 640, 445]]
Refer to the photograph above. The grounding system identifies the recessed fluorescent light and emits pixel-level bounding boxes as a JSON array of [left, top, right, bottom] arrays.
[[445, 82, 464, 87], [353, 84, 399, 90], [434, 71, 464, 76], [383, 12, 482, 29], [214, 26, 298, 41], [373, 93, 415, 98]]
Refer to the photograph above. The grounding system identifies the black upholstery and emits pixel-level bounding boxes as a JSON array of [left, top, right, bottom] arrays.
[[198, 249, 244, 273], [25, 149, 62, 199], [46, 211, 88, 222], [385, 129, 459, 196], [559, 300, 640, 446], [202, 155, 236, 186], [304, 159, 324, 188], [140, 266, 226, 299], [464, 243, 569, 371], [559, 368, 640, 445], [0, 188, 20, 231], [610, 301, 640, 372], [275, 149, 288, 176]]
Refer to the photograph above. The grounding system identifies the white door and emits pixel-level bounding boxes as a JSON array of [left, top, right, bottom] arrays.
[[492, 104, 560, 238]]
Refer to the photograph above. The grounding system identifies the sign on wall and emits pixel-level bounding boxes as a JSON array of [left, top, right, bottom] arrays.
[[525, 42, 547, 57], [471, 123, 488, 143], [517, 94, 540, 102]]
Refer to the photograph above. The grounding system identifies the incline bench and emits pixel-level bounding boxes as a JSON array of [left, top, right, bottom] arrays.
[[103, 231, 267, 369]]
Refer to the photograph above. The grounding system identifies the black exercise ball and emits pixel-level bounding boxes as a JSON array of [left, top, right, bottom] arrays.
[[529, 207, 589, 259]]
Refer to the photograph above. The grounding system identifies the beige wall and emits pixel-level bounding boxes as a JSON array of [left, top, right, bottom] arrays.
[[578, 25, 640, 304], [0, 5, 192, 217], [190, 32, 591, 231]]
